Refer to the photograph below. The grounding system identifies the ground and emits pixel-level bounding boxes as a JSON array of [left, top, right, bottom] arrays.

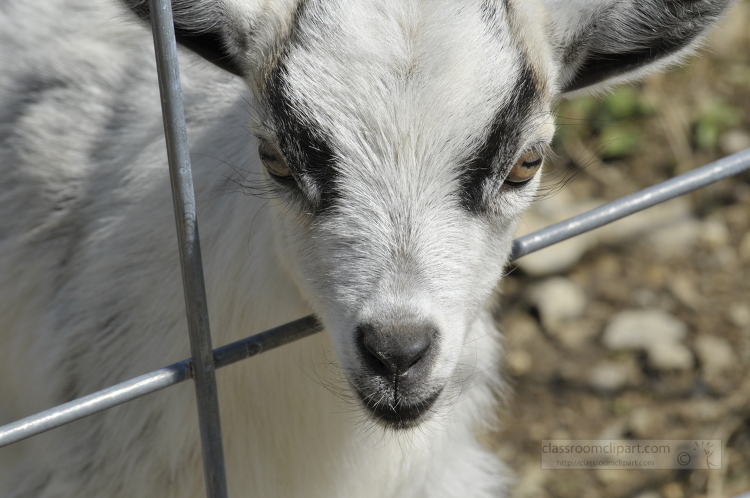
[[492, 2, 750, 497]]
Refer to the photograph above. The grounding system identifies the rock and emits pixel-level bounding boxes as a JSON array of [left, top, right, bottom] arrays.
[[513, 463, 550, 498], [553, 320, 600, 348], [647, 341, 694, 371], [646, 218, 702, 257], [634, 492, 661, 498], [662, 482, 684, 498], [598, 419, 628, 440], [596, 468, 636, 487], [528, 277, 587, 328], [698, 218, 730, 248], [560, 360, 587, 383], [603, 309, 688, 350], [603, 310, 693, 371], [729, 303, 750, 328], [712, 246, 739, 269], [549, 429, 572, 440], [506, 350, 533, 376], [694, 335, 736, 375], [502, 313, 543, 346], [632, 288, 659, 308], [529, 189, 598, 221], [594, 254, 620, 278], [628, 407, 664, 438], [719, 128, 750, 155], [668, 275, 701, 309], [501, 313, 560, 381], [528, 423, 548, 441], [678, 399, 724, 422], [589, 362, 631, 392], [739, 231, 750, 263]]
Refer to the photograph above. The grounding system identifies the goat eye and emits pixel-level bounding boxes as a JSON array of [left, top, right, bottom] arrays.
[[505, 150, 543, 186], [258, 142, 292, 181]]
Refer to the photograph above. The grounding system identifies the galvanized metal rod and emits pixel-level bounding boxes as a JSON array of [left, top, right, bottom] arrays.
[[148, 0, 228, 496], [1, 148, 749, 449], [0, 361, 191, 448], [511, 147, 750, 260], [0, 316, 322, 448]]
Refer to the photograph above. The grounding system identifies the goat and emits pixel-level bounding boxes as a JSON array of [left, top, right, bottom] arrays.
[[0, 0, 731, 496]]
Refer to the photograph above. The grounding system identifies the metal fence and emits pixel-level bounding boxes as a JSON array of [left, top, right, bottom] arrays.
[[1, 0, 750, 496]]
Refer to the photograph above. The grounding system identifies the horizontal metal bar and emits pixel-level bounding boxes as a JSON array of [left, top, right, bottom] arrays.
[[0, 361, 191, 448], [511, 147, 750, 259], [2, 149, 749, 449], [0, 316, 322, 448], [213, 315, 323, 369]]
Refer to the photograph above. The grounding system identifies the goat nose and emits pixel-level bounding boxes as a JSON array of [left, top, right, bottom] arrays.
[[357, 322, 435, 376]]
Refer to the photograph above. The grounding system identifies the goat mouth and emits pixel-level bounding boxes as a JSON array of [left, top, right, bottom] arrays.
[[355, 387, 443, 430]]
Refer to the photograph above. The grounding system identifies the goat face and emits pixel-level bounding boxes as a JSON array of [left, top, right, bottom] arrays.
[[123, 0, 731, 429], [251, 1, 554, 428]]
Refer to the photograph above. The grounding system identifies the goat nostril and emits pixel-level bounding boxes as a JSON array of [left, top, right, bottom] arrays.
[[362, 341, 397, 375], [358, 323, 435, 376], [404, 333, 431, 369]]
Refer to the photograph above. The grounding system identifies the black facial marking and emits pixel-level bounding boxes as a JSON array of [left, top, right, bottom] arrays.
[[264, 4, 339, 213], [459, 63, 538, 213]]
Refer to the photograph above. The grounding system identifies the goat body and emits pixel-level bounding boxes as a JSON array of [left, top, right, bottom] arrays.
[[0, 0, 731, 496]]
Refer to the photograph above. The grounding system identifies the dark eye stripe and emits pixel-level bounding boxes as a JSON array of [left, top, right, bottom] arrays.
[[459, 62, 539, 213], [266, 35, 339, 213]]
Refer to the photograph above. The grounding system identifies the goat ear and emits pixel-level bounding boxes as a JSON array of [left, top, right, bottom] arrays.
[[122, 0, 245, 77], [543, 0, 732, 95]]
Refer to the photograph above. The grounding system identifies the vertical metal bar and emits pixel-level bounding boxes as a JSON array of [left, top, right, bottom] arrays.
[[148, 1, 229, 497]]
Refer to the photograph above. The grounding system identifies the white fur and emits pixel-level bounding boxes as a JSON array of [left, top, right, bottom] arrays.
[[0, 0, 729, 496]]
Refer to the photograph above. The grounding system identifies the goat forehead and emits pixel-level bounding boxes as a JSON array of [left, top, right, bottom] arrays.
[[270, 0, 541, 163]]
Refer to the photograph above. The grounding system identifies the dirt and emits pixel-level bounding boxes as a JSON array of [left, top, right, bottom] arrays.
[[491, 2, 750, 497]]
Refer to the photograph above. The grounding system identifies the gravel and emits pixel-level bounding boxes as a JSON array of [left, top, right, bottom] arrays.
[[646, 341, 694, 370], [528, 277, 587, 328], [694, 335, 736, 375], [602, 309, 688, 351], [588, 361, 632, 392], [492, 4, 750, 496]]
